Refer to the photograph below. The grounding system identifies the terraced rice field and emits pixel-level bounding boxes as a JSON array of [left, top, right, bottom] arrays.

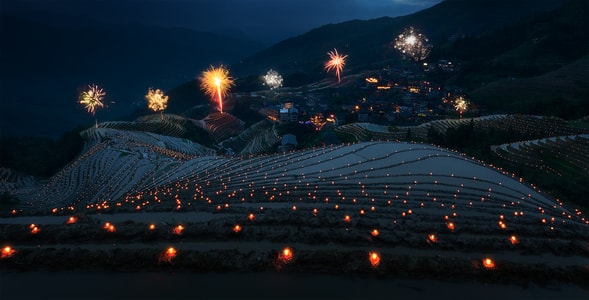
[[2, 128, 587, 286]]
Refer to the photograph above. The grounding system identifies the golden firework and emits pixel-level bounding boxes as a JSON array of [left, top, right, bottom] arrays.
[[79, 84, 106, 116], [145, 88, 169, 119], [200, 65, 234, 113], [454, 96, 469, 117]]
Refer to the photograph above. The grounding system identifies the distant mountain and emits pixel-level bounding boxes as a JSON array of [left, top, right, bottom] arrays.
[[0, 15, 264, 138], [232, 0, 566, 82], [469, 55, 589, 118], [439, 0, 588, 82], [440, 0, 588, 118]]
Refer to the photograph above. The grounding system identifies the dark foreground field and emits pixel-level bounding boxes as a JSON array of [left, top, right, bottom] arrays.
[[1, 271, 587, 300]]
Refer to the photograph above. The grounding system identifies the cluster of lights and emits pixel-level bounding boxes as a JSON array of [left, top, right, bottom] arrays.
[[29, 224, 40, 234], [200, 65, 234, 113], [103, 222, 116, 232]]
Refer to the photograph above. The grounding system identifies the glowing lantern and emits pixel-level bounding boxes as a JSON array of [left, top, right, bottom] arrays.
[[173, 225, 184, 235], [370, 229, 379, 237], [447, 222, 455, 231], [233, 224, 242, 233], [509, 235, 519, 245], [344, 215, 351, 223], [149, 224, 156, 230], [31, 226, 40, 234], [159, 247, 177, 263], [1, 246, 16, 259], [428, 234, 438, 243], [482, 257, 495, 269], [279, 246, 293, 263], [312, 208, 318, 216], [368, 251, 381, 267], [66, 216, 77, 224], [248, 213, 255, 221]]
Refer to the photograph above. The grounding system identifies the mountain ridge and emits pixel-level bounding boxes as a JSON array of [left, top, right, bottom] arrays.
[[232, 0, 567, 79]]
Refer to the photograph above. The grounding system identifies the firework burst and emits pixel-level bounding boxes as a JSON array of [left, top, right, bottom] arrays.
[[454, 96, 469, 118], [79, 84, 106, 127], [200, 65, 234, 113], [325, 48, 348, 83], [79, 84, 105, 116], [394, 27, 432, 61], [262, 69, 283, 90], [146, 88, 169, 119]]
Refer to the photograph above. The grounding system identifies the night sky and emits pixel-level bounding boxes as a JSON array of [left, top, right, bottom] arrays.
[[0, 0, 443, 138], [1, 0, 442, 43]]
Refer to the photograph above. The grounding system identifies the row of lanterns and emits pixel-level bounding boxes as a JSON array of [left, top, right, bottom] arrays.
[[2, 243, 496, 271]]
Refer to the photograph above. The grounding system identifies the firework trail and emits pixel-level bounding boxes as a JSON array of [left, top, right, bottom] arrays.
[[201, 65, 234, 113]]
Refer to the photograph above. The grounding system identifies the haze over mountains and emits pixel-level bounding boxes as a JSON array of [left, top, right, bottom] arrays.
[[0, 15, 263, 138], [0, 0, 585, 138]]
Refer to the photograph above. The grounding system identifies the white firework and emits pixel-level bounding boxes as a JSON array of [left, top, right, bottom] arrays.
[[394, 27, 432, 61], [263, 69, 283, 90]]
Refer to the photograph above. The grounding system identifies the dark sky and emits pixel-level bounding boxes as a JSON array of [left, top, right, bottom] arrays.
[[1, 0, 443, 43]]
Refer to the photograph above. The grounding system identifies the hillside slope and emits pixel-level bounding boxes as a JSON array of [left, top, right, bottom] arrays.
[[469, 56, 589, 118], [232, 0, 565, 81]]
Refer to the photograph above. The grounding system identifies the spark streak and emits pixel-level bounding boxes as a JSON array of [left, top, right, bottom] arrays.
[[201, 65, 234, 113]]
